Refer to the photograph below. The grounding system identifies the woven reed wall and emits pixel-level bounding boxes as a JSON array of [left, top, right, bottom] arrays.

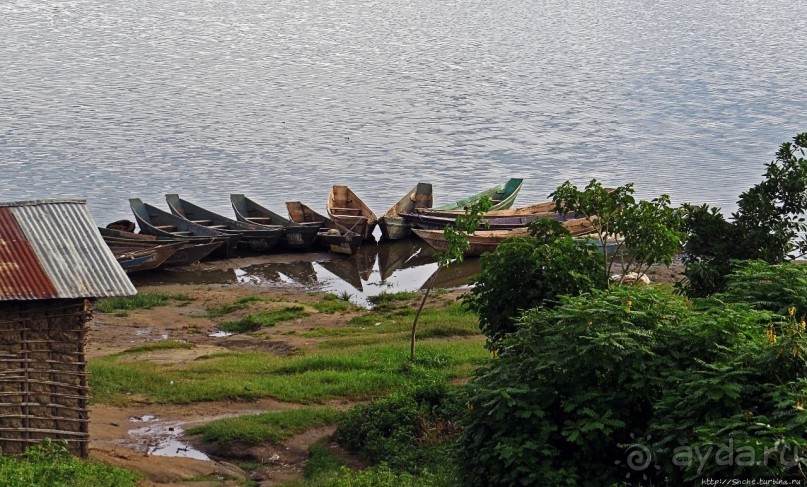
[[0, 299, 91, 458]]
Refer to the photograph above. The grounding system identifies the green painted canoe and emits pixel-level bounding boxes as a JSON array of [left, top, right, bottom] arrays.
[[431, 178, 523, 211]]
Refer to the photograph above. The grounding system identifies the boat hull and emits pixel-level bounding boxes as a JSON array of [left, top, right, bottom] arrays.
[[286, 201, 365, 255], [231, 194, 320, 251], [379, 182, 433, 240], [412, 218, 597, 257], [379, 216, 413, 240]]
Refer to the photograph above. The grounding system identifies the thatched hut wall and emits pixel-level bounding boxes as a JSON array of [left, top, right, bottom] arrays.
[[0, 299, 91, 457]]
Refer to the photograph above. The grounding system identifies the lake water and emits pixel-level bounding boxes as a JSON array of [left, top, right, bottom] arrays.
[[1, 0, 806, 225]]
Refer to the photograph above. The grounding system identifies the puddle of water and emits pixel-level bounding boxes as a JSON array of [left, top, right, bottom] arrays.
[[208, 331, 234, 337], [131, 239, 482, 306], [129, 415, 159, 423], [126, 420, 210, 461]]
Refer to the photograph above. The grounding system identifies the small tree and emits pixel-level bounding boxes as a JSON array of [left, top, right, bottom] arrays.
[[551, 179, 684, 285], [680, 133, 807, 297], [410, 196, 492, 360]]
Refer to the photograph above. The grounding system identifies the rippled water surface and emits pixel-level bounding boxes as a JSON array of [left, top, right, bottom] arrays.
[[2, 0, 806, 223]]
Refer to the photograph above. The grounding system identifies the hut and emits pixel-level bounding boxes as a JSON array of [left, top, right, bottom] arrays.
[[0, 199, 136, 458]]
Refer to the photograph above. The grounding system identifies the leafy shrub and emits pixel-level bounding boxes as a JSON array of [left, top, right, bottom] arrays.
[[717, 260, 807, 318], [458, 286, 807, 485], [462, 235, 606, 347], [0, 439, 141, 487], [334, 381, 463, 473]]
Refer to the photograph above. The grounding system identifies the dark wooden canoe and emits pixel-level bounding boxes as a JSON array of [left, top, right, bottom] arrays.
[[412, 217, 597, 257], [429, 178, 523, 212], [230, 194, 320, 251], [110, 242, 184, 273], [327, 185, 378, 241], [378, 183, 433, 240], [286, 201, 363, 255], [98, 227, 223, 266], [165, 194, 283, 252], [129, 198, 240, 258]]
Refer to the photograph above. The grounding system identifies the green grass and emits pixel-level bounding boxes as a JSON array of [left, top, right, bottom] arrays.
[[219, 306, 310, 333], [367, 291, 420, 309], [95, 292, 194, 313], [119, 340, 195, 354], [89, 336, 487, 405], [187, 407, 342, 446], [304, 465, 456, 487], [198, 296, 268, 317], [0, 440, 141, 487], [303, 303, 479, 340], [304, 442, 347, 480], [313, 294, 360, 314], [89, 297, 485, 406]]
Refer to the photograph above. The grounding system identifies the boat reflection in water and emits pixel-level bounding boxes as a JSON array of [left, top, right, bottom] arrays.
[[130, 239, 482, 306]]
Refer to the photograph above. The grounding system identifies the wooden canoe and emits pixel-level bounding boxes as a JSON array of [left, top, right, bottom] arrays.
[[399, 210, 576, 231], [98, 227, 223, 266], [412, 217, 597, 257], [165, 194, 283, 252], [129, 198, 240, 258], [430, 178, 523, 212], [286, 201, 364, 255], [110, 242, 184, 273], [327, 185, 378, 241], [378, 183, 433, 240], [416, 200, 557, 218], [230, 194, 320, 251]]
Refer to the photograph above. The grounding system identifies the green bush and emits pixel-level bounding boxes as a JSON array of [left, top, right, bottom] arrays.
[[0, 439, 141, 487], [458, 286, 807, 486], [717, 260, 807, 318], [333, 381, 463, 473], [462, 235, 606, 347]]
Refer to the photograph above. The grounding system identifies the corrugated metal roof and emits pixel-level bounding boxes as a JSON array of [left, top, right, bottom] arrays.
[[0, 199, 137, 300]]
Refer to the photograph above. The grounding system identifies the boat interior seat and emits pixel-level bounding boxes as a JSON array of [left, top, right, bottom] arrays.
[[247, 217, 273, 223], [192, 219, 214, 225], [154, 225, 177, 231], [171, 231, 193, 236], [331, 207, 362, 215], [208, 225, 228, 229]]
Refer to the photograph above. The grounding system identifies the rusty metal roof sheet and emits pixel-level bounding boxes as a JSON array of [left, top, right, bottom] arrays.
[[0, 199, 137, 300]]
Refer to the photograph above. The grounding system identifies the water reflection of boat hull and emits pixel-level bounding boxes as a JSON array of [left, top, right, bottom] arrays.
[[422, 259, 482, 290], [376, 239, 436, 281], [318, 243, 378, 291]]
